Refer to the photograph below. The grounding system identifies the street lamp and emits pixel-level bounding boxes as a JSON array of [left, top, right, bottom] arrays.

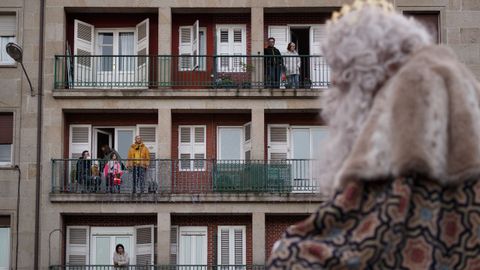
[[6, 42, 35, 96]]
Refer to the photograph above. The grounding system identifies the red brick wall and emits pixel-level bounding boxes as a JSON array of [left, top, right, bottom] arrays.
[[172, 214, 252, 265], [265, 214, 310, 259], [264, 112, 324, 159]]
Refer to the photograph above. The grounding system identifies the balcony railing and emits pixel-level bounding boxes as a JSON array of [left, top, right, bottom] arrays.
[[50, 265, 266, 270], [51, 159, 319, 194], [54, 55, 330, 89]]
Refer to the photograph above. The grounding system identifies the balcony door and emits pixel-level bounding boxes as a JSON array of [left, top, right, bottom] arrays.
[[90, 227, 135, 265], [178, 227, 207, 266], [96, 30, 135, 86]]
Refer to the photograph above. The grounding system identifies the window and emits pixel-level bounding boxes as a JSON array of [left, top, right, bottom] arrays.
[[178, 21, 207, 71], [0, 14, 16, 65], [178, 125, 206, 170], [404, 11, 440, 43], [0, 113, 13, 165], [217, 123, 251, 160], [216, 25, 247, 72], [0, 216, 11, 270], [217, 226, 246, 268]]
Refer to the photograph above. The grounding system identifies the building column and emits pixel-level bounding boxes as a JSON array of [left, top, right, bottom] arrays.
[[251, 108, 265, 160], [157, 109, 171, 159], [157, 212, 171, 264], [158, 7, 172, 85], [251, 7, 265, 86], [252, 212, 266, 264]]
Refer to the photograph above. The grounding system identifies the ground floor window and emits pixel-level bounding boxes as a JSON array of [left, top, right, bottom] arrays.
[[0, 216, 11, 270]]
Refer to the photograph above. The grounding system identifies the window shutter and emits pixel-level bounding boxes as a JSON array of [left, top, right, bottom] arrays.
[[232, 28, 246, 71], [310, 25, 329, 88], [218, 226, 246, 266], [136, 18, 149, 86], [66, 226, 89, 265], [169, 226, 178, 264], [193, 126, 206, 170], [179, 26, 192, 70], [216, 25, 246, 72], [69, 125, 91, 159], [135, 225, 154, 265], [0, 14, 16, 36], [268, 125, 289, 161], [0, 113, 13, 144], [137, 125, 157, 157], [217, 28, 230, 72], [192, 20, 200, 69], [74, 20, 94, 85], [179, 126, 206, 170], [243, 122, 252, 161], [268, 26, 289, 54]]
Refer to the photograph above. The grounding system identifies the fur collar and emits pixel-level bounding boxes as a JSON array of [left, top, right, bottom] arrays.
[[335, 45, 480, 188]]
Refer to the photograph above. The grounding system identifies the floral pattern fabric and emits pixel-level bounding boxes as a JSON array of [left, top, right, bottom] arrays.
[[267, 177, 480, 269]]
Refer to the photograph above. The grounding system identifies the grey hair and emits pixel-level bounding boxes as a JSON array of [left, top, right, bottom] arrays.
[[314, 6, 432, 194]]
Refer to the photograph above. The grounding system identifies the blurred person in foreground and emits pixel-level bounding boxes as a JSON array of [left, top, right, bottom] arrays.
[[267, 0, 480, 269]]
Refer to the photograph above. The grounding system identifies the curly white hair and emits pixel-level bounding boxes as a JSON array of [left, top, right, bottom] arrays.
[[315, 5, 433, 195]]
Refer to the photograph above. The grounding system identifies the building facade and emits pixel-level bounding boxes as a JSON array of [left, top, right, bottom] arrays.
[[1, 0, 480, 269]]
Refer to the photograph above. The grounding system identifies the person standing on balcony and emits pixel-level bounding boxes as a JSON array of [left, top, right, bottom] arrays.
[[268, 0, 480, 269], [264, 37, 283, 88], [75, 150, 91, 192], [113, 244, 129, 268], [103, 153, 124, 193], [284, 42, 301, 89], [127, 135, 150, 194]]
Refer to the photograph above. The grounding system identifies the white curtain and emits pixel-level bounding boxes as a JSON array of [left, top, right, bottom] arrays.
[[119, 32, 134, 71]]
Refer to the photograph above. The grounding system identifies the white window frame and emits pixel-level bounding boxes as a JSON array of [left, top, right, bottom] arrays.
[[217, 126, 244, 160], [0, 12, 17, 66], [178, 125, 207, 171], [178, 226, 208, 265], [90, 226, 136, 265], [290, 125, 328, 159], [217, 225, 246, 266], [0, 226, 10, 270]]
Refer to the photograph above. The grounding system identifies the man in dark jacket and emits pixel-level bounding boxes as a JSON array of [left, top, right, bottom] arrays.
[[76, 150, 91, 192], [264, 37, 283, 88]]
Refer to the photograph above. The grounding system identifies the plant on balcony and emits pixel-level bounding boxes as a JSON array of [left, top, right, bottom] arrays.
[[214, 73, 237, 89], [240, 62, 255, 89]]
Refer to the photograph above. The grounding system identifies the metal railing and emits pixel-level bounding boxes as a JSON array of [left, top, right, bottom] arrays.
[[51, 159, 319, 194], [54, 55, 330, 89], [50, 265, 266, 270]]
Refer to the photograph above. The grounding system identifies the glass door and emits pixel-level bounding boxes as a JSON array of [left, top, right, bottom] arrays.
[[291, 128, 311, 191], [178, 227, 207, 267], [0, 227, 10, 270], [91, 227, 134, 265], [115, 128, 136, 160]]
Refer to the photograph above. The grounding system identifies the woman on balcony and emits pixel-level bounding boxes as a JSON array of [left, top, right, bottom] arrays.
[[284, 42, 301, 89], [268, 0, 480, 269], [113, 244, 129, 268]]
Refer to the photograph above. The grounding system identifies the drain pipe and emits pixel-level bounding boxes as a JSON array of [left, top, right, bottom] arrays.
[[33, 0, 45, 268], [13, 165, 20, 270]]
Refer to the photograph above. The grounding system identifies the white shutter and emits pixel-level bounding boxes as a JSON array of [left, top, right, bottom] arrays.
[[69, 125, 91, 159], [136, 18, 149, 86], [0, 14, 16, 36], [179, 26, 192, 71], [216, 27, 230, 72], [74, 20, 94, 85], [193, 126, 206, 170], [192, 20, 200, 69], [232, 27, 246, 72], [217, 226, 246, 266], [169, 226, 179, 264], [310, 25, 329, 88], [243, 122, 252, 161], [135, 225, 154, 265], [179, 126, 206, 170], [137, 125, 157, 158], [216, 25, 246, 72], [66, 226, 89, 265], [268, 125, 289, 161], [268, 26, 289, 54]]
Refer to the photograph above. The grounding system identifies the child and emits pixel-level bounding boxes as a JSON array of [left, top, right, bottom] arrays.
[[103, 153, 123, 193]]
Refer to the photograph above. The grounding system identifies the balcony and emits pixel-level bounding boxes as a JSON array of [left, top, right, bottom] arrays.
[[51, 159, 320, 199], [53, 55, 330, 91], [50, 265, 266, 270]]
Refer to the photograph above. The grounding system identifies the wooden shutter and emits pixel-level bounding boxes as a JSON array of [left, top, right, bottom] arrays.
[[179, 126, 206, 170], [216, 27, 230, 72], [179, 26, 192, 70], [192, 20, 200, 69], [69, 125, 91, 159], [137, 125, 156, 158], [0, 113, 13, 144], [66, 226, 89, 265], [217, 226, 246, 266], [73, 20, 94, 85], [243, 122, 252, 161], [268, 125, 289, 161], [169, 226, 178, 264], [135, 225, 154, 265], [268, 26, 289, 54], [310, 25, 329, 88], [136, 18, 149, 85], [216, 25, 246, 72]]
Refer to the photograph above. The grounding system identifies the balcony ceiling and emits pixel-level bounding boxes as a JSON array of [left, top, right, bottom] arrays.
[[65, 7, 158, 14], [171, 8, 250, 14]]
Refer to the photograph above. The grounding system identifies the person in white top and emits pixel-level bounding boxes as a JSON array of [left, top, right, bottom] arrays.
[[284, 42, 301, 89], [113, 243, 129, 268]]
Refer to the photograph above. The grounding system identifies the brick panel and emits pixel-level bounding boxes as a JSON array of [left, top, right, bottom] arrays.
[[172, 214, 252, 265], [265, 214, 310, 259]]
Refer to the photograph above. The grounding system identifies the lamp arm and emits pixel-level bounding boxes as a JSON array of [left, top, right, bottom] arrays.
[[19, 62, 35, 96]]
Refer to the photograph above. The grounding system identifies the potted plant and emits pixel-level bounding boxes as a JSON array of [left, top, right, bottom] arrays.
[[214, 74, 237, 89]]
